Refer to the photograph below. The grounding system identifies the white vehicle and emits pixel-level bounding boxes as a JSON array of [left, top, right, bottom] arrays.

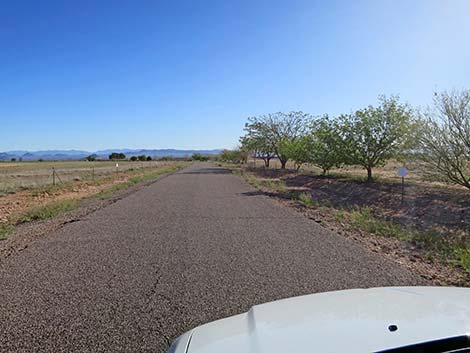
[[167, 286, 470, 353]]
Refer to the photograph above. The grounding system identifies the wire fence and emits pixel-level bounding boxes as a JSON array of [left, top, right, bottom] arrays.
[[0, 161, 163, 194]]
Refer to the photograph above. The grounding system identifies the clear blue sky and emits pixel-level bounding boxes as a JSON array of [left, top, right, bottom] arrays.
[[1, 0, 469, 151]]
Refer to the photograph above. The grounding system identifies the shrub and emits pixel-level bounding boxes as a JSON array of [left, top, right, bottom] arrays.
[[192, 153, 209, 161]]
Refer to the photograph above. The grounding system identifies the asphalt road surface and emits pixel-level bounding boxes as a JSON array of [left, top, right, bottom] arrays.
[[0, 163, 423, 352]]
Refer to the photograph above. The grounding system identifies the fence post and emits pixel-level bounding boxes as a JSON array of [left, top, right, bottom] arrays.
[[52, 167, 56, 186]]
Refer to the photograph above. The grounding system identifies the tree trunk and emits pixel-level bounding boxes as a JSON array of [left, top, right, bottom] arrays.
[[280, 160, 287, 169], [366, 167, 373, 182], [263, 158, 270, 168]]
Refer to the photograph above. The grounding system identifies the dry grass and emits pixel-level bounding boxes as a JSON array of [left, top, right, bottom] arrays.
[[0, 162, 187, 240], [0, 160, 162, 194]]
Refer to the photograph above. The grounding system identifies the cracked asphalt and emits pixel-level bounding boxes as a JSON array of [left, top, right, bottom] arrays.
[[0, 163, 424, 352]]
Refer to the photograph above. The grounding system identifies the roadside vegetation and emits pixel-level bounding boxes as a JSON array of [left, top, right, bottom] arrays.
[[220, 89, 470, 285], [0, 162, 186, 241], [191, 153, 210, 161], [223, 90, 469, 188]]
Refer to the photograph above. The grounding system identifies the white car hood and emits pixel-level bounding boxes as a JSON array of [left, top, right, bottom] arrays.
[[184, 287, 470, 353]]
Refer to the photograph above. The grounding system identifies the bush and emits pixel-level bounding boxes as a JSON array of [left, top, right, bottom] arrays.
[[219, 149, 247, 164], [192, 153, 209, 161]]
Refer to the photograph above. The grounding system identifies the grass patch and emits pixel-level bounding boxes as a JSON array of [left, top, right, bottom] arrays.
[[350, 207, 410, 241], [297, 192, 317, 208], [0, 224, 14, 240], [262, 179, 287, 192], [244, 175, 261, 188], [235, 170, 286, 192], [453, 249, 470, 273], [349, 206, 470, 273], [18, 199, 79, 223], [334, 209, 347, 222]]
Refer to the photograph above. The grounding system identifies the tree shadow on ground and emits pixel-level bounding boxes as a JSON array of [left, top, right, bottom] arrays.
[[251, 168, 470, 238], [306, 175, 467, 234]]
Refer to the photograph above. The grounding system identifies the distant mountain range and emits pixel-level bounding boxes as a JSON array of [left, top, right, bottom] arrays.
[[0, 149, 223, 161]]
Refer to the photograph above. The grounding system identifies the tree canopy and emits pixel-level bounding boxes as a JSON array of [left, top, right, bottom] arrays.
[[337, 96, 414, 181], [241, 111, 312, 169]]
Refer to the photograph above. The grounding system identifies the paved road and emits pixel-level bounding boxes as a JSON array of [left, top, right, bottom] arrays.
[[0, 163, 423, 352]]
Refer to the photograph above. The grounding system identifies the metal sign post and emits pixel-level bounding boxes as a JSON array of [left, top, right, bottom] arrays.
[[397, 167, 408, 203]]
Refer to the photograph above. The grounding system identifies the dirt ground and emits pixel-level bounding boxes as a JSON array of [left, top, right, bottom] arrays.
[[0, 162, 182, 225], [251, 162, 470, 242], [284, 173, 470, 240], [230, 163, 470, 286]]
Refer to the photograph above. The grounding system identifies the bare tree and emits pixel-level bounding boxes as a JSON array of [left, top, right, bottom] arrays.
[[420, 90, 470, 189]]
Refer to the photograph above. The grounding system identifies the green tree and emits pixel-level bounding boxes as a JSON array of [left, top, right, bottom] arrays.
[[85, 155, 96, 161], [109, 152, 126, 160], [282, 135, 312, 172], [137, 155, 147, 161], [219, 149, 247, 164], [240, 126, 276, 167], [420, 90, 470, 189], [242, 111, 311, 169], [338, 96, 414, 182], [309, 116, 343, 175], [130, 156, 138, 161]]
